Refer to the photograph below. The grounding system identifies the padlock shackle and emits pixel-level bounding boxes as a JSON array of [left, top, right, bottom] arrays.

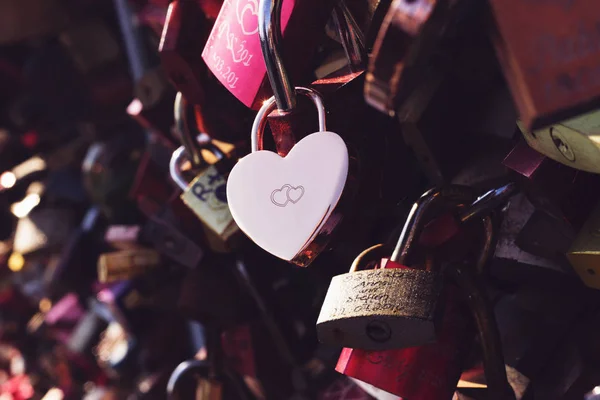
[[391, 183, 517, 266], [169, 140, 226, 191], [349, 243, 388, 273], [259, 0, 296, 111], [169, 146, 189, 191], [458, 182, 517, 224], [251, 87, 327, 153], [391, 186, 474, 265], [332, 0, 366, 71], [174, 92, 205, 168]]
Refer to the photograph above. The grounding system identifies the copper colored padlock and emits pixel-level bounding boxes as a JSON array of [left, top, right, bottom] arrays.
[[489, 0, 600, 130]]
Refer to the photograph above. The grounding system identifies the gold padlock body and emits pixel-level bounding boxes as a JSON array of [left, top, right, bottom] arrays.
[[519, 110, 600, 174], [568, 203, 600, 289], [316, 268, 441, 350], [97, 249, 161, 283], [181, 165, 238, 244]]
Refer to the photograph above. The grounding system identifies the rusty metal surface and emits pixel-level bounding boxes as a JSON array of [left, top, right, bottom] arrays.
[[489, 0, 600, 130]]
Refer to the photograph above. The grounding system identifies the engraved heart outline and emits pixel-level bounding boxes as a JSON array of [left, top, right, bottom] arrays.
[[270, 184, 292, 207], [287, 185, 305, 204], [270, 184, 305, 207]]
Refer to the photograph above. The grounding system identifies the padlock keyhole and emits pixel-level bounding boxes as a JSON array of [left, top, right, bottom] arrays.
[[366, 320, 392, 343]]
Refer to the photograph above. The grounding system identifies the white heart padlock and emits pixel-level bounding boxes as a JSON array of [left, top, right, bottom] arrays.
[[226, 87, 349, 265]]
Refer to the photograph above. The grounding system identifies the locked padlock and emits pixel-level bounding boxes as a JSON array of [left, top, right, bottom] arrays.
[[227, 87, 351, 266], [489, 0, 600, 130], [318, 183, 517, 350], [336, 284, 472, 400], [317, 243, 441, 351], [266, 0, 368, 157], [333, 248, 480, 399], [317, 186, 482, 350], [518, 109, 600, 175], [224, 1, 356, 266], [169, 136, 239, 253], [202, 0, 335, 109], [336, 210, 515, 400]]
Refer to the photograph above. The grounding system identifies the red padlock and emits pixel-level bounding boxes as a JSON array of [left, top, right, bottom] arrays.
[[337, 284, 472, 400], [333, 185, 514, 399]]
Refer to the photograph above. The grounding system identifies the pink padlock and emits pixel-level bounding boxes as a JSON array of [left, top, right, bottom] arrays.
[[202, 0, 335, 109]]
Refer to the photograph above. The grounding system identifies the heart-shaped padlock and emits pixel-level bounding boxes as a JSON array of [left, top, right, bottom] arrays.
[[226, 87, 349, 265]]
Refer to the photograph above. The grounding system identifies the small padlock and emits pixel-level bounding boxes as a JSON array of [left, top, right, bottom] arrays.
[[225, 0, 355, 265], [336, 284, 472, 400], [97, 248, 162, 283], [169, 136, 240, 252], [518, 109, 600, 174], [317, 186, 480, 350], [266, 0, 367, 157], [227, 87, 350, 266], [336, 210, 515, 400], [489, 0, 600, 130], [202, 0, 335, 108], [318, 183, 516, 350]]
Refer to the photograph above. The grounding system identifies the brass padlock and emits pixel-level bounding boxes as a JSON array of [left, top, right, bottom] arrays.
[[317, 186, 476, 350], [169, 92, 239, 252], [567, 202, 600, 289], [518, 110, 600, 174], [169, 139, 239, 252]]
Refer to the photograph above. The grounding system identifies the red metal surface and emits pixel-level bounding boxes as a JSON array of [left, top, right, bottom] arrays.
[[336, 286, 471, 400]]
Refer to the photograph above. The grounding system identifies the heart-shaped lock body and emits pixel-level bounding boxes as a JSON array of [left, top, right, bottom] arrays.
[[227, 87, 349, 264]]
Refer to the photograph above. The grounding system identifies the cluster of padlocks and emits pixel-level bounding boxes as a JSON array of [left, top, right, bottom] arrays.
[[0, 0, 599, 398]]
